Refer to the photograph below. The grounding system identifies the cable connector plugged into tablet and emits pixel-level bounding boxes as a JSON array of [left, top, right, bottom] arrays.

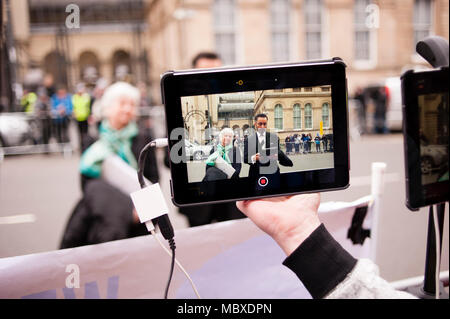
[[130, 183, 171, 233], [152, 138, 169, 148]]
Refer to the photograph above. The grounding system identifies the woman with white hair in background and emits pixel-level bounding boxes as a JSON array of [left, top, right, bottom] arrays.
[[203, 127, 242, 181], [60, 81, 159, 249]]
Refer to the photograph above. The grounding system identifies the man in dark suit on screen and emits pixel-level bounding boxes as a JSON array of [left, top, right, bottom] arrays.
[[244, 113, 293, 189]]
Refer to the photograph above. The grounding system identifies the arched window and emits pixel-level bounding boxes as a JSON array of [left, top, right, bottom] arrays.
[[322, 103, 330, 128], [304, 0, 323, 59], [271, 0, 291, 62], [274, 104, 283, 130], [293, 103, 301, 129], [112, 50, 131, 81], [213, 0, 236, 65], [304, 103, 313, 129], [79, 51, 100, 84]]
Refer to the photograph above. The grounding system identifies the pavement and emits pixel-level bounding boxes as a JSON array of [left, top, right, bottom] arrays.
[[0, 132, 448, 284], [187, 150, 334, 182]]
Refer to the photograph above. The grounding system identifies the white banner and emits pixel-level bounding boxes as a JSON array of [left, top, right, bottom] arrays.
[[0, 198, 373, 299]]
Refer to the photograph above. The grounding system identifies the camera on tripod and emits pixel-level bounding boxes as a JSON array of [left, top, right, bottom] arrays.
[[402, 66, 449, 210], [401, 37, 449, 210], [401, 35, 449, 299]]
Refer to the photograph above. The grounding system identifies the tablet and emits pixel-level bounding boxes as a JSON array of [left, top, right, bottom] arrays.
[[161, 58, 350, 206]]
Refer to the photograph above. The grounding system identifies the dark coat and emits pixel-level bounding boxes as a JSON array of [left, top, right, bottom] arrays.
[[244, 132, 293, 184], [179, 145, 245, 227], [60, 131, 159, 249], [202, 145, 242, 182]]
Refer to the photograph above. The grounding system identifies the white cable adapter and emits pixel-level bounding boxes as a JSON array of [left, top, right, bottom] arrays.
[[130, 183, 169, 232]]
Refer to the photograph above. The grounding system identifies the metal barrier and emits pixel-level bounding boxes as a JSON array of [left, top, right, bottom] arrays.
[[0, 106, 164, 161]]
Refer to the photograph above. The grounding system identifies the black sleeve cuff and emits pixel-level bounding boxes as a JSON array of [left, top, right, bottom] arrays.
[[282, 223, 357, 299]]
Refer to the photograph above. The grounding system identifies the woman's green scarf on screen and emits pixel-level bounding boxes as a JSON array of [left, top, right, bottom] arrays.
[[80, 120, 139, 178], [206, 143, 233, 166]]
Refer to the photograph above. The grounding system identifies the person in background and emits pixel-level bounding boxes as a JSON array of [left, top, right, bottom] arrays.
[[285, 135, 292, 154], [35, 87, 52, 150], [322, 134, 328, 152], [353, 87, 367, 134], [50, 87, 72, 144], [90, 78, 109, 135], [372, 86, 389, 134], [20, 88, 37, 115], [294, 134, 300, 154], [137, 81, 152, 107], [236, 194, 415, 299], [244, 113, 293, 189], [191, 51, 222, 69], [314, 133, 321, 153], [43, 74, 56, 98], [301, 134, 306, 153], [60, 81, 159, 248], [72, 83, 92, 151], [307, 133, 313, 153], [136, 81, 157, 143], [302, 134, 310, 153]]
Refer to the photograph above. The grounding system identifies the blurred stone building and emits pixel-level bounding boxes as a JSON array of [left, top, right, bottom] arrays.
[[4, 0, 449, 110], [7, 0, 150, 102], [146, 0, 448, 101]]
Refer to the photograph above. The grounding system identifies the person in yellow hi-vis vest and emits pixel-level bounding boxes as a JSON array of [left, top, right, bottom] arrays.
[[72, 83, 92, 151], [21, 89, 38, 115]]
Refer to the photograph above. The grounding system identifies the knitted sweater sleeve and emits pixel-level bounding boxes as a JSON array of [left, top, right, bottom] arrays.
[[283, 224, 416, 299], [325, 259, 416, 299]]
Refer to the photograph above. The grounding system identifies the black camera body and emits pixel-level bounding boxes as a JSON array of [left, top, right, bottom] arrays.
[[161, 58, 350, 206], [401, 66, 449, 210]]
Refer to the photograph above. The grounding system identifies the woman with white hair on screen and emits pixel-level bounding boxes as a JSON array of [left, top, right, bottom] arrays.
[[60, 82, 159, 249], [203, 127, 242, 181]]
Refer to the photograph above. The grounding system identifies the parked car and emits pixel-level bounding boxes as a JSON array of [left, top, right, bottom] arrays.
[[184, 140, 213, 161], [420, 144, 448, 174], [0, 112, 37, 147]]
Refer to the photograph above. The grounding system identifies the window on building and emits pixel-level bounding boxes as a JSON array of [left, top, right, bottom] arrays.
[[304, 103, 313, 129], [304, 87, 313, 92], [322, 103, 330, 128], [304, 0, 323, 59], [29, 0, 145, 27], [354, 0, 373, 61], [274, 104, 283, 130], [293, 104, 301, 129], [213, 0, 236, 65], [271, 0, 291, 62], [413, 0, 433, 51]]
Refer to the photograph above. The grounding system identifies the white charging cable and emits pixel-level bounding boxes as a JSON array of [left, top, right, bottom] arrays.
[[432, 206, 440, 299]]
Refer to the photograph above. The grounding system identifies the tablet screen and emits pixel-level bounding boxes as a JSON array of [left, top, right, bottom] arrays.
[[418, 92, 449, 189], [180, 86, 335, 184]]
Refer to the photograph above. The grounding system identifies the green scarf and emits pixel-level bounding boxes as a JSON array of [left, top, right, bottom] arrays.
[[206, 143, 233, 166], [80, 120, 139, 178]]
